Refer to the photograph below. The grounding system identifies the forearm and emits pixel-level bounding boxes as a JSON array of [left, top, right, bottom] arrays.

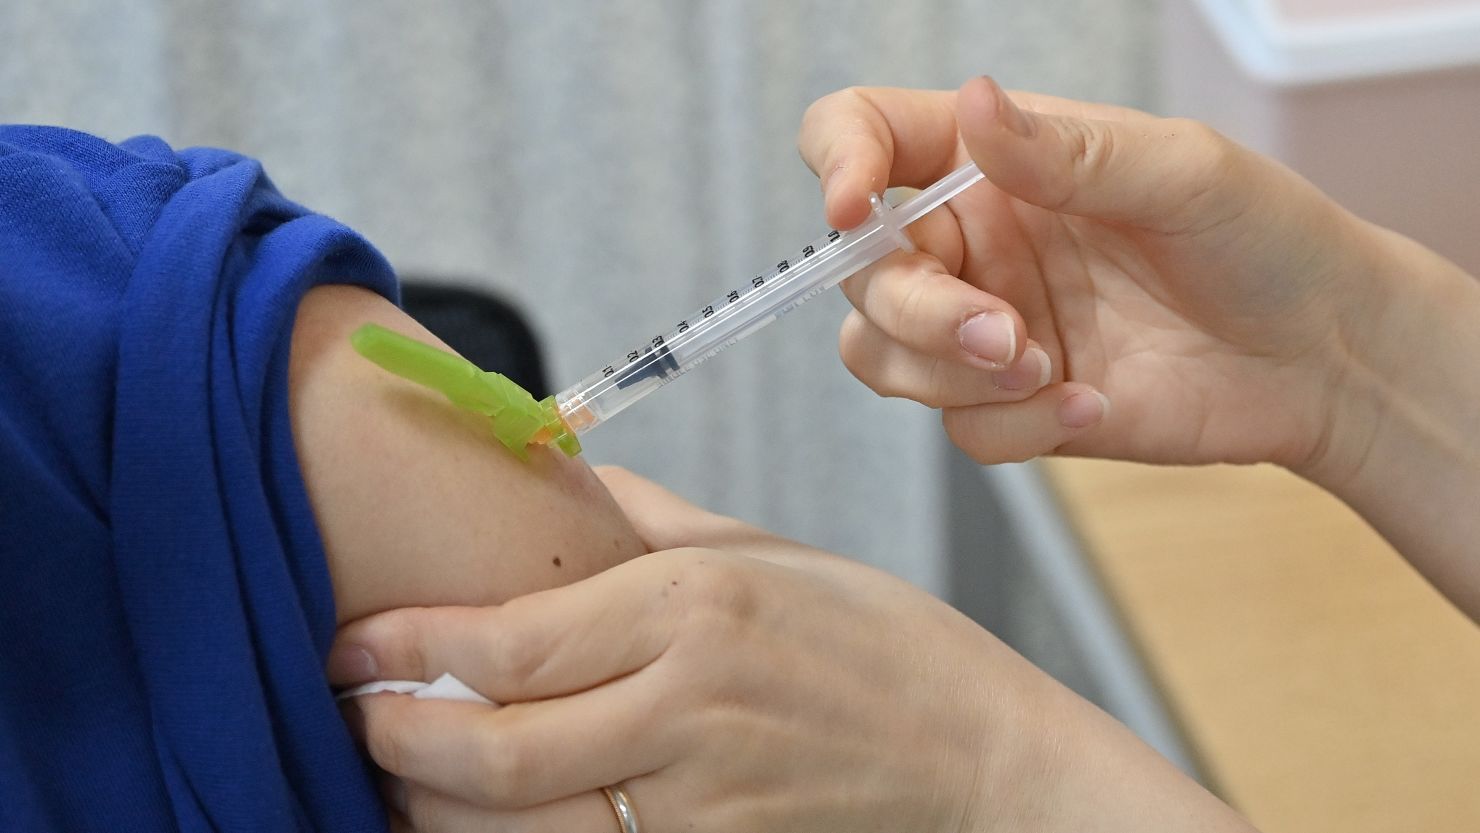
[[977, 671, 1260, 833], [1306, 225, 1480, 619]]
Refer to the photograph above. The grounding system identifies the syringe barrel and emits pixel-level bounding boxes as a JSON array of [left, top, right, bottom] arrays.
[[554, 162, 984, 435], [555, 222, 900, 433]]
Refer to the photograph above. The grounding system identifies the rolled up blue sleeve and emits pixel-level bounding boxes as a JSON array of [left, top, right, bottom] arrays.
[[0, 126, 398, 833]]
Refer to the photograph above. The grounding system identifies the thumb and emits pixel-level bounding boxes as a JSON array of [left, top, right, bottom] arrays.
[[594, 465, 741, 551], [958, 76, 1253, 234], [595, 466, 807, 562]]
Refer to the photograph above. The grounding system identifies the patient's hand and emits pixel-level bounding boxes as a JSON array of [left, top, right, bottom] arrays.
[[289, 284, 647, 625]]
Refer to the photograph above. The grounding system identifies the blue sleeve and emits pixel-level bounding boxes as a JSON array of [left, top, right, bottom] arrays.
[[0, 126, 398, 833]]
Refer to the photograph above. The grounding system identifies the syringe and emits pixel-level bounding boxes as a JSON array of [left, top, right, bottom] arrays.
[[553, 162, 985, 436]]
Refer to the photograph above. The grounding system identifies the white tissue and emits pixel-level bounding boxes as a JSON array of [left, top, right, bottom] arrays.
[[336, 672, 497, 706]]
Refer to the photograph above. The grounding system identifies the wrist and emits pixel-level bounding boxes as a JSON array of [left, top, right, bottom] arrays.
[[1300, 222, 1480, 489], [1290, 215, 1408, 486], [1296, 221, 1480, 613]]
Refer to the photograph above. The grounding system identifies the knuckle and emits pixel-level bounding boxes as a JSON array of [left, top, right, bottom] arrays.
[[837, 310, 934, 404], [892, 269, 934, 343], [897, 268, 963, 354], [837, 316, 866, 374], [799, 86, 869, 159], [835, 87, 891, 147], [481, 607, 547, 687], [1169, 117, 1229, 155], [858, 367, 919, 404], [802, 86, 854, 122], [1055, 119, 1114, 211], [853, 358, 908, 401], [868, 376, 909, 401], [918, 358, 954, 409], [1162, 117, 1247, 230], [837, 316, 888, 393], [798, 92, 833, 136], [673, 556, 758, 634], [1172, 118, 1238, 177], [940, 408, 982, 459], [360, 609, 428, 682], [941, 407, 1032, 465], [837, 85, 871, 108]]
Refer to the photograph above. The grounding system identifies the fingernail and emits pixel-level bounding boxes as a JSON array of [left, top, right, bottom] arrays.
[[982, 76, 1036, 138], [993, 346, 1052, 391], [327, 644, 378, 686], [959, 311, 1016, 368], [1058, 390, 1110, 429]]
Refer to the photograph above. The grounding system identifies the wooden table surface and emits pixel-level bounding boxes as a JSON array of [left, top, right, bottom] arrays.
[[1042, 458, 1480, 833]]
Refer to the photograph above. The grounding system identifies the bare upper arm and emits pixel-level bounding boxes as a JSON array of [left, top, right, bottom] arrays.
[[288, 284, 647, 625]]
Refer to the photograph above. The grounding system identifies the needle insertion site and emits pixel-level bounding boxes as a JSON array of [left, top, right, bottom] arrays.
[[553, 162, 986, 438]]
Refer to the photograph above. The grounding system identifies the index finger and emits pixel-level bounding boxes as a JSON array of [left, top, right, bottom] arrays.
[[328, 558, 678, 701], [797, 86, 962, 229]]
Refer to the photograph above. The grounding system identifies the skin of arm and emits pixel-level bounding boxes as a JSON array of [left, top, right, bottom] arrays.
[[288, 283, 648, 626]]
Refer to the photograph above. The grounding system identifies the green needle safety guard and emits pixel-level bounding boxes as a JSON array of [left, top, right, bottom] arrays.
[[350, 324, 581, 460]]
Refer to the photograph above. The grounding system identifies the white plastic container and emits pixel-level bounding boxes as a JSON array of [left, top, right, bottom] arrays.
[[1161, 0, 1480, 272]]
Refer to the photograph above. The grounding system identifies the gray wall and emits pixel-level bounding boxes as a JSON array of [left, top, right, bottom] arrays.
[[1, 0, 1154, 592]]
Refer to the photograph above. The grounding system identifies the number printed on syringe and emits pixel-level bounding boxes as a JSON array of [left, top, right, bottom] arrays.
[[597, 227, 847, 391]]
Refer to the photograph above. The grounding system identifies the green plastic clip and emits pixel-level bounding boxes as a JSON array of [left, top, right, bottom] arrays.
[[350, 324, 581, 460]]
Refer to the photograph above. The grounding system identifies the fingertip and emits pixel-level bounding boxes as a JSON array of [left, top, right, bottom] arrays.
[[326, 642, 380, 687], [956, 76, 998, 136], [958, 75, 1037, 151], [957, 310, 1017, 369], [958, 303, 1032, 370], [592, 464, 640, 493], [823, 168, 876, 230], [597, 464, 723, 551], [346, 690, 415, 749], [990, 343, 1052, 392], [330, 606, 483, 686], [596, 464, 681, 509], [957, 75, 995, 112], [1038, 349, 1054, 389], [940, 381, 1110, 465], [1057, 384, 1110, 430]]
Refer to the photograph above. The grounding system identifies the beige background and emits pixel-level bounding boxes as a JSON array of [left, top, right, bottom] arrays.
[[1048, 458, 1480, 833]]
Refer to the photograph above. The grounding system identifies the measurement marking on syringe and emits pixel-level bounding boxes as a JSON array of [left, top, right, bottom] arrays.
[[601, 227, 846, 375]]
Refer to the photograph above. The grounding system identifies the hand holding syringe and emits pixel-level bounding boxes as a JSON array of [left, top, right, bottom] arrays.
[[552, 162, 985, 437], [352, 162, 985, 458]]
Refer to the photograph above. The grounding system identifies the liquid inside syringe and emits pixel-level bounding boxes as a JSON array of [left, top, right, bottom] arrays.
[[554, 162, 985, 435]]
